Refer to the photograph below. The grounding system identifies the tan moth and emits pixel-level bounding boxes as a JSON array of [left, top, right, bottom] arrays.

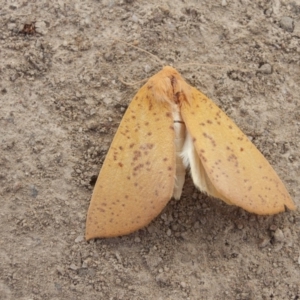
[[85, 66, 295, 240]]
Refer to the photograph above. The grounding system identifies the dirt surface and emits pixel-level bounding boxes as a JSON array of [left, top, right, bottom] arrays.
[[1, 0, 300, 299]]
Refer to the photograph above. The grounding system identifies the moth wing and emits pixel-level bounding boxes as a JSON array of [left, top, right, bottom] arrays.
[[86, 85, 176, 239], [180, 87, 295, 214]]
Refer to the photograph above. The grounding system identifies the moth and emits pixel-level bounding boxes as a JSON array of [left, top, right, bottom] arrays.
[[86, 66, 295, 240]]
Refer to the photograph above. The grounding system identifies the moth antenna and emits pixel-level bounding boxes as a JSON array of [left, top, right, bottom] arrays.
[[114, 38, 164, 67], [118, 76, 147, 86], [177, 62, 253, 73]]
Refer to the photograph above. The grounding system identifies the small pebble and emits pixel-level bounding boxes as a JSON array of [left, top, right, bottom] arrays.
[[181, 255, 191, 263], [237, 222, 244, 230], [82, 261, 88, 268], [35, 21, 48, 35], [200, 217, 207, 225], [30, 185, 38, 198], [103, 52, 113, 62], [274, 228, 284, 243], [103, 97, 113, 105], [131, 14, 139, 23], [155, 273, 168, 284], [7, 23, 17, 31], [69, 264, 78, 271], [75, 235, 84, 243], [265, 8, 272, 17], [193, 221, 200, 229], [280, 16, 294, 32], [186, 243, 197, 256], [192, 192, 198, 199], [259, 237, 270, 248], [144, 64, 151, 73], [56, 266, 64, 275], [258, 63, 272, 75]]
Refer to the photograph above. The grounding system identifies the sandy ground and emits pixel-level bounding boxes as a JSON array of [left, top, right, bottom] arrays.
[[1, 0, 300, 299]]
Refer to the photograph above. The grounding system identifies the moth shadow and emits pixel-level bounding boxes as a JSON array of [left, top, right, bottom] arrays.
[[150, 176, 283, 244]]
